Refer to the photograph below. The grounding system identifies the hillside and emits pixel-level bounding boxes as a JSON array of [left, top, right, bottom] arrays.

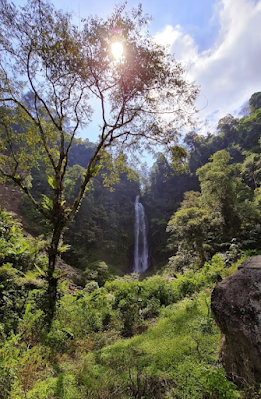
[[1, 95, 261, 397], [0, 184, 25, 225], [0, 205, 245, 398]]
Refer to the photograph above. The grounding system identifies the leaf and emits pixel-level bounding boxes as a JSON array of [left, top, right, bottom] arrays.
[[58, 244, 70, 253], [89, 165, 101, 177], [23, 303, 31, 322], [47, 176, 57, 189], [42, 194, 53, 210], [56, 271, 68, 279], [34, 263, 46, 278]]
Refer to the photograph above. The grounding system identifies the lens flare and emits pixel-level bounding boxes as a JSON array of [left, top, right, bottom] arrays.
[[111, 41, 124, 60]]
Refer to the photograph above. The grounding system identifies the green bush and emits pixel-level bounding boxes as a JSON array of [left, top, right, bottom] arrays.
[[203, 367, 240, 399], [0, 245, 246, 398], [0, 263, 45, 335], [0, 208, 46, 272]]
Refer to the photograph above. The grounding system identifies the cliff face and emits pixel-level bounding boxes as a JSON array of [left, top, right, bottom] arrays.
[[211, 256, 261, 391]]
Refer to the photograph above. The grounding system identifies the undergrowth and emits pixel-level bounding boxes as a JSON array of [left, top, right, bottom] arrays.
[[0, 207, 250, 398]]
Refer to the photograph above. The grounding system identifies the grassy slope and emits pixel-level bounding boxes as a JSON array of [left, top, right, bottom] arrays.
[[17, 269, 241, 398], [0, 207, 244, 398]]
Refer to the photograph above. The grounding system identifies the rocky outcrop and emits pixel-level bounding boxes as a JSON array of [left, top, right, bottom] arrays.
[[211, 256, 261, 390]]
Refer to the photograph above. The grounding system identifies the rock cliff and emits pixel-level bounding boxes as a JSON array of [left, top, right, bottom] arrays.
[[211, 256, 261, 391]]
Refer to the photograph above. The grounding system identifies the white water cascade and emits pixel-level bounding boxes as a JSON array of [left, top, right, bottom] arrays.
[[133, 195, 149, 273]]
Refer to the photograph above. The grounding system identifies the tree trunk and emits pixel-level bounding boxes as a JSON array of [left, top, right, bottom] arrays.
[[196, 241, 206, 267], [45, 274, 58, 329], [44, 217, 65, 329]]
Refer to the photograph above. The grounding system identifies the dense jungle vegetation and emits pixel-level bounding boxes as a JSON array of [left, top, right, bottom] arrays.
[[1, 92, 261, 398], [1, 0, 261, 397], [0, 206, 246, 398], [22, 92, 261, 274]]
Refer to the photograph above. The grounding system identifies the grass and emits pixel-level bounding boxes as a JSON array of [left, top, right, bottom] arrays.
[[1, 249, 246, 398], [20, 291, 239, 399]]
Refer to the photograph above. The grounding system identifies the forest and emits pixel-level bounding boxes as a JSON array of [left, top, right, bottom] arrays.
[[0, 0, 261, 397], [1, 92, 261, 397]]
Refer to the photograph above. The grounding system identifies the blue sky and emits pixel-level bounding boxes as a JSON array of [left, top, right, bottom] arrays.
[[152, 0, 261, 133], [53, 0, 221, 53], [13, 0, 261, 153]]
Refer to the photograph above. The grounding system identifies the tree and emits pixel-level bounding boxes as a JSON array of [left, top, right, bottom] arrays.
[[242, 152, 261, 189], [196, 150, 241, 240], [167, 191, 220, 267], [0, 0, 198, 323], [237, 107, 261, 152], [249, 92, 261, 114], [217, 114, 238, 146]]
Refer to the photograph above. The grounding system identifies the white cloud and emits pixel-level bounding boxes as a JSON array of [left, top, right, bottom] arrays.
[[154, 0, 261, 134], [154, 25, 199, 67]]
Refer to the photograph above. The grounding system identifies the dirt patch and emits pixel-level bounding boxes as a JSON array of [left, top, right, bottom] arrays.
[[0, 183, 26, 223], [0, 183, 36, 233]]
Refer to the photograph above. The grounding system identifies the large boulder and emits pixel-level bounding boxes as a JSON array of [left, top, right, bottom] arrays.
[[211, 256, 261, 390]]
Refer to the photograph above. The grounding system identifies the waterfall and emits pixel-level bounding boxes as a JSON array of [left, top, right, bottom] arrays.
[[133, 195, 149, 273]]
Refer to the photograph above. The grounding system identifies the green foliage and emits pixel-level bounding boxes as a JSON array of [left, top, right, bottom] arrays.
[[63, 168, 139, 268], [0, 251, 248, 398], [0, 265, 46, 335], [143, 154, 199, 264], [169, 145, 189, 174], [0, 0, 198, 327], [71, 292, 238, 399], [1, 37, 261, 398], [197, 150, 240, 236], [63, 165, 88, 204], [242, 152, 261, 189], [249, 92, 261, 114], [0, 207, 44, 271], [167, 142, 261, 270], [0, 332, 21, 398], [167, 198, 217, 267], [82, 261, 110, 286], [203, 367, 240, 399], [0, 208, 48, 336], [25, 374, 81, 399], [1, 72, 261, 399]]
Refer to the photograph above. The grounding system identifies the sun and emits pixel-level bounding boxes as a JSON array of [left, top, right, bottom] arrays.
[[111, 41, 124, 60]]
